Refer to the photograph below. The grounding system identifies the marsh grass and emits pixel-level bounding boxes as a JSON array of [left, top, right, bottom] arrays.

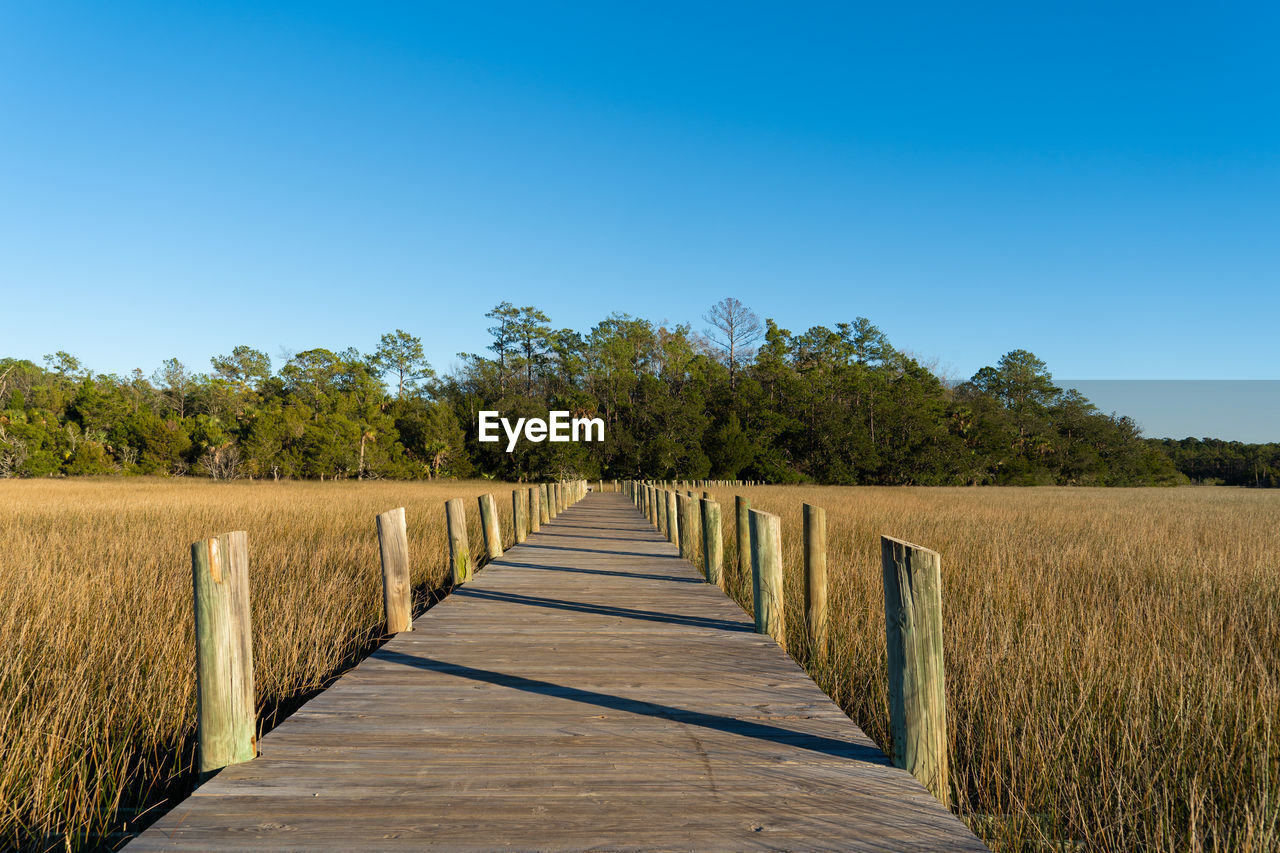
[[706, 485, 1280, 852], [4, 480, 1278, 851], [0, 478, 518, 851]]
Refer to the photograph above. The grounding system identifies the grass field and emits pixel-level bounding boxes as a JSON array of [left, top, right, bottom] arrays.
[[704, 484, 1280, 852], [0, 478, 519, 851], [1, 480, 1277, 851]]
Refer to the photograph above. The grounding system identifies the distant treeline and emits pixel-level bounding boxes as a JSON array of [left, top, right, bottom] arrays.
[[1, 300, 1274, 485]]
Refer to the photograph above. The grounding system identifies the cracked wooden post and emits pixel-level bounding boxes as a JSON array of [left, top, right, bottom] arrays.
[[803, 503, 828, 663], [666, 489, 679, 545], [376, 507, 412, 635], [735, 495, 751, 581], [882, 536, 949, 806], [513, 489, 528, 544], [478, 493, 502, 560], [529, 486, 541, 533], [190, 530, 257, 776], [657, 489, 668, 538], [539, 483, 550, 524], [445, 498, 472, 584], [748, 509, 784, 648], [700, 498, 722, 586]]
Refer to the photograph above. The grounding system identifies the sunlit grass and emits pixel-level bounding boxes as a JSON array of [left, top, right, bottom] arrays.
[[700, 484, 1280, 852], [0, 477, 521, 851], [4, 480, 1278, 851]]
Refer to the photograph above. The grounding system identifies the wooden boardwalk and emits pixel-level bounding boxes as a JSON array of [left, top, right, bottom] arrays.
[[130, 492, 985, 851]]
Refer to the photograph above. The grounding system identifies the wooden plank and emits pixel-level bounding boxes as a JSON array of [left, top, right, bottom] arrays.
[[131, 493, 984, 852]]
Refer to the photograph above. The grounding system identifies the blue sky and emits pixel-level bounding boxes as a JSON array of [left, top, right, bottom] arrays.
[[2, 2, 1277, 411]]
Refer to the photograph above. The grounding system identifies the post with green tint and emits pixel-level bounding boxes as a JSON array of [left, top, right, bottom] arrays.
[[446, 498, 472, 584]]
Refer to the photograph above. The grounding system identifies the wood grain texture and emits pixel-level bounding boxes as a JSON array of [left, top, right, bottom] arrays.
[[881, 536, 950, 807], [803, 503, 828, 663], [134, 495, 983, 852], [513, 490, 528, 544], [677, 493, 699, 567], [445, 498, 472, 584], [749, 509, 785, 648], [529, 487, 541, 534], [701, 497, 723, 588], [478, 493, 503, 560], [190, 531, 257, 775], [376, 507, 412, 635]]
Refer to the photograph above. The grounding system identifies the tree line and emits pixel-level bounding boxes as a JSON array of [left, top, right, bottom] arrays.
[[1, 299, 1273, 485]]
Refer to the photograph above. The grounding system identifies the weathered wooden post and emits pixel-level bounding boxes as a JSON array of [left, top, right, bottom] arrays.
[[539, 483, 550, 523], [657, 489, 668, 538], [528, 486, 541, 533], [513, 490, 528, 544], [677, 493, 699, 566], [666, 490, 679, 544], [803, 503, 827, 662], [735, 495, 751, 578], [700, 498, 722, 586], [445, 498, 472, 584], [881, 536, 949, 806], [376, 508, 412, 635], [748, 509, 784, 647], [190, 530, 257, 776], [478, 493, 502, 559]]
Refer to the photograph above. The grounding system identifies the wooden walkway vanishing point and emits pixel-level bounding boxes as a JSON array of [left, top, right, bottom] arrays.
[[130, 492, 986, 851]]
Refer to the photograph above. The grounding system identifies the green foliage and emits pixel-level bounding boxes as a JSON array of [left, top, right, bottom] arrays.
[[0, 310, 1226, 485]]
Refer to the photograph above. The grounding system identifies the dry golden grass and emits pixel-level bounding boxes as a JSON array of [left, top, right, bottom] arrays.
[[4, 481, 1278, 851], [701, 485, 1280, 852], [0, 477, 524, 851]]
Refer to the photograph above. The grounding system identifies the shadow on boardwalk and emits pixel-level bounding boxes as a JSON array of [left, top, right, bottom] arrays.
[[378, 649, 888, 765]]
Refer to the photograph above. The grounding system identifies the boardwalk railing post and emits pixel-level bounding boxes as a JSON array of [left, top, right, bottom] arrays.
[[803, 503, 827, 663], [513, 490, 528, 544], [190, 530, 257, 776], [677, 493, 698, 566], [735, 495, 751, 582], [376, 507, 412, 635], [529, 486, 542, 533], [748, 509, 785, 647], [700, 498, 722, 586], [881, 536, 949, 806], [666, 490, 679, 545], [539, 483, 550, 524], [446, 498, 472, 584], [479, 493, 503, 560], [657, 489, 669, 538]]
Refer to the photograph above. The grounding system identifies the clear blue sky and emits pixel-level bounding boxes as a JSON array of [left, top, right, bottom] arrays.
[[2, 2, 1277, 396]]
